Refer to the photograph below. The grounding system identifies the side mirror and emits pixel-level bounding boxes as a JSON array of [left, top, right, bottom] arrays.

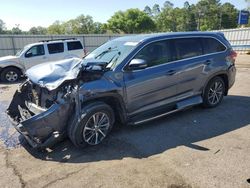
[[25, 52, 32, 58], [128, 59, 147, 70]]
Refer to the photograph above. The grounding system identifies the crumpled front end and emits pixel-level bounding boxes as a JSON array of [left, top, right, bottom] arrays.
[[6, 81, 76, 149]]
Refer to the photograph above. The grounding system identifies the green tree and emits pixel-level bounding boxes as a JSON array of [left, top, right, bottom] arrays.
[[11, 24, 22, 34], [152, 4, 161, 17], [163, 1, 174, 9], [143, 6, 152, 17], [29, 26, 47, 34], [47, 21, 65, 34], [107, 9, 156, 33], [195, 0, 221, 30], [156, 1, 176, 31], [220, 3, 238, 29], [61, 14, 104, 34]]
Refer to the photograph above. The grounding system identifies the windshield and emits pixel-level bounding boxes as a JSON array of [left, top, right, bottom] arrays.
[[15, 45, 30, 56], [83, 40, 139, 69]]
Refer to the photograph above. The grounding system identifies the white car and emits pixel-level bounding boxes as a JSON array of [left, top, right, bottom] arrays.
[[0, 38, 85, 82]]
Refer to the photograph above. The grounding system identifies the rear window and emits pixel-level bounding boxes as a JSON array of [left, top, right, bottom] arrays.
[[202, 38, 226, 54], [47, 43, 64, 54], [173, 38, 203, 60], [67, 41, 83, 51]]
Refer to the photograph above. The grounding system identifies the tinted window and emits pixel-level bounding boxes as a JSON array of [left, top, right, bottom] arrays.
[[25, 45, 45, 57], [202, 38, 226, 54], [47, 43, 64, 54], [67, 41, 83, 51], [134, 40, 171, 67], [173, 38, 203, 60]]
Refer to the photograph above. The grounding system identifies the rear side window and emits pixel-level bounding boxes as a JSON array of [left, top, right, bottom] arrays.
[[202, 38, 226, 54], [173, 38, 203, 60], [67, 41, 83, 51], [47, 43, 64, 54]]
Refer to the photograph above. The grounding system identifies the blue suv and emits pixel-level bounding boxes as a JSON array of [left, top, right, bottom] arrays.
[[7, 32, 236, 149]]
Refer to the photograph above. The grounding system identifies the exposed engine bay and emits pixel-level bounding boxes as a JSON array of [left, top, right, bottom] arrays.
[[6, 58, 106, 148]]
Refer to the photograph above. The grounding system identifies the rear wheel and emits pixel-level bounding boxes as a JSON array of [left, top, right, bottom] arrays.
[[1, 67, 21, 82], [68, 102, 115, 148], [203, 76, 225, 108]]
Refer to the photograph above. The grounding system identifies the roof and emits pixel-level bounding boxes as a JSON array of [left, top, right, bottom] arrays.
[[113, 31, 222, 43], [25, 38, 81, 47]]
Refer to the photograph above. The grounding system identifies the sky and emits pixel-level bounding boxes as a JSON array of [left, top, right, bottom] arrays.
[[1, 0, 248, 31]]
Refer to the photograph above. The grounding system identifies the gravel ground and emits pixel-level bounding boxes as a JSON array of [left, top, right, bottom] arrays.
[[0, 55, 249, 188]]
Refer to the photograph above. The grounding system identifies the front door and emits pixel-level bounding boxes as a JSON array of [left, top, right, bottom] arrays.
[[124, 40, 179, 115], [21, 44, 48, 70]]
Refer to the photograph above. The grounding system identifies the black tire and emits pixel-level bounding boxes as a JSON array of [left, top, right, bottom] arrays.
[[203, 76, 225, 108], [0, 67, 21, 82], [68, 101, 115, 148]]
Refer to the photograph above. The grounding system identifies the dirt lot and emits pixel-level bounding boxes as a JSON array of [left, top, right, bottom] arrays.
[[0, 55, 249, 188]]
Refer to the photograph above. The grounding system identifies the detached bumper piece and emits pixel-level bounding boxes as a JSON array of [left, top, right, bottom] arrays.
[[7, 87, 72, 149]]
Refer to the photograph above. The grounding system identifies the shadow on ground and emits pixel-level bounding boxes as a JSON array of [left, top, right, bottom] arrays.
[[17, 95, 250, 163]]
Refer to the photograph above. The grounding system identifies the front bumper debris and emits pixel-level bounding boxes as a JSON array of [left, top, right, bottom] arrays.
[[6, 83, 73, 149]]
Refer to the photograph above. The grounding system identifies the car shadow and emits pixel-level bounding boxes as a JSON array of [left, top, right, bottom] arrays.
[[22, 95, 250, 163]]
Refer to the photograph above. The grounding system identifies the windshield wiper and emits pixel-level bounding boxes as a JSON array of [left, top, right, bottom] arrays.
[[106, 51, 121, 69], [95, 47, 118, 59]]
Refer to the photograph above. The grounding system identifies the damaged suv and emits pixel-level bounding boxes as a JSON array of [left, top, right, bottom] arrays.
[[7, 32, 236, 149]]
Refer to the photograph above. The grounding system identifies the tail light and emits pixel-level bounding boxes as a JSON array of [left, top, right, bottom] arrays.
[[230, 50, 237, 61], [227, 50, 237, 66]]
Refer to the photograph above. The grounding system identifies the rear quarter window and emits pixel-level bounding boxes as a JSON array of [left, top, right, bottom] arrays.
[[47, 43, 64, 54], [173, 38, 203, 60], [67, 41, 83, 51], [202, 38, 226, 54]]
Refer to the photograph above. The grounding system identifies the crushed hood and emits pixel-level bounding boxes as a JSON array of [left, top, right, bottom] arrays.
[[26, 58, 82, 91]]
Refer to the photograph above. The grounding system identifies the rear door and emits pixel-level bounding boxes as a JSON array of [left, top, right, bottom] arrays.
[[172, 37, 206, 99], [174, 37, 227, 99], [66, 41, 84, 58], [47, 42, 65, 62], [124, 40, 179, 115]]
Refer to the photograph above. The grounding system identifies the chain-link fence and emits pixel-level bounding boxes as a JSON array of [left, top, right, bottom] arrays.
[[0, 28, 249, 57]]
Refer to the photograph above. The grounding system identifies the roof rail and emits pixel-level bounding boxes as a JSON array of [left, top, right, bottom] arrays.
[[39, 38, 77, 42]]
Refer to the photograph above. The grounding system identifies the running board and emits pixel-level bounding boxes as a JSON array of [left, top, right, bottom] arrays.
[[133, 95, 203, 125]]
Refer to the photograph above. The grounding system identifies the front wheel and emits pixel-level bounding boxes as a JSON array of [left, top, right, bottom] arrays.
[[68, 102, 115, 148], [1, 67, 21, 82], [203, 76, 225, 108]]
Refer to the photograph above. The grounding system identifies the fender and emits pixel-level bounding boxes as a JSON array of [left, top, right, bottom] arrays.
[[202, 70, 229, 96], [0, 61, 25, 74], [79, 91, 128, 124]]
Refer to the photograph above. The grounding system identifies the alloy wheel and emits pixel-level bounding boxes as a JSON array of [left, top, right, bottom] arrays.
[[83, 112, 111, 145], [208, 81, 224, 105]]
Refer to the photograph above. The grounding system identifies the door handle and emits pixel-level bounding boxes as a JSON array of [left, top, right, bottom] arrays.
[[165, 69, 177, 75], [42, 56, 47, 59], [204, 60, 212, 65]]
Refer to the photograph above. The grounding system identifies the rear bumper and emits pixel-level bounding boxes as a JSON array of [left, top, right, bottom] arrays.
[[228, 65, 236, 89], [7, 88, 72, 149]]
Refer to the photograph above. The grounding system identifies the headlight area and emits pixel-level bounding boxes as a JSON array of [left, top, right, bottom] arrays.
[[6, 81, 75, 149]]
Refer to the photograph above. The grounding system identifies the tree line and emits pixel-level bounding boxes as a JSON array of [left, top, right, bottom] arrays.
[[0, 0, 248, 35]]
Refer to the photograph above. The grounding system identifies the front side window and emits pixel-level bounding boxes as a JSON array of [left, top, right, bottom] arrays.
[[173, 38, 203, 60], [47, 43, 64, 54], [134, 40, 171, 67], [67, 41, 83, 51], [25, 45, 45, 57]]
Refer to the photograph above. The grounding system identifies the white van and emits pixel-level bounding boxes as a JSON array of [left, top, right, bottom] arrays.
[[0, 38, 85, 82]]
